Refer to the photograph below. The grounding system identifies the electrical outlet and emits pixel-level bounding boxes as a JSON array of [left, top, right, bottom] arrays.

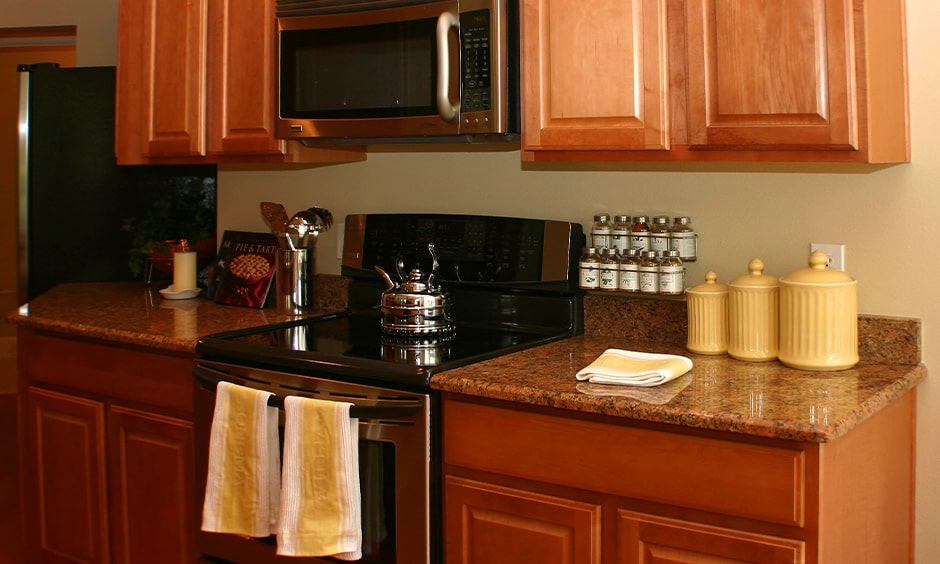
[[336, 221, 345, 260], [810, 243, 845, 271]]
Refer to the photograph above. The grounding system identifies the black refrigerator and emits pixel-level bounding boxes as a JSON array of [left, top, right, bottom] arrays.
[[17, 64, 216, 303]]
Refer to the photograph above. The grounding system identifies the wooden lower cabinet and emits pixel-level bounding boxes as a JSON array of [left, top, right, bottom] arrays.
[[18, 329, 197, 564], [617, 511, 803, 564], [442, 392, 915, 563], [24, 387, 109, 564], [107, 406, 194, 564], [445, 476, 602, 564]]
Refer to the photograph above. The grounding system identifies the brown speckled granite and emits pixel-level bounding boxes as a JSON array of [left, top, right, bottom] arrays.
[[584, 293, 922, 364], [314, 274, 349, 311], [585, 293, 688, 346], [7, 281, 926, 443], [432, 335, 926, 442], [6, 280, 344, 353]]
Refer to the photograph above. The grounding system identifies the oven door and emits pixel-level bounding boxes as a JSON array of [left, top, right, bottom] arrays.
[[193, 360, 433, 564], [276, 0, 462, 140]]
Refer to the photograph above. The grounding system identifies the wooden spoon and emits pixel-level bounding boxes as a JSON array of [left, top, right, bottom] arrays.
[[260, 201, 292, 249]]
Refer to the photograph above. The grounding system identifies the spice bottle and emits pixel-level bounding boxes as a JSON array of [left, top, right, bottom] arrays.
[[630, 215, 651, 252], [591, 214, 612, 250], [638, 250, 660, 294], [618, 248, 640, 292], [685, 271, 729, 355], [658, 250, 684, 295], [578, 247, 600, 290], [611, 215, 631, 254], [650, 216, 671, 255], [670, 216, 697, 262], [727, 258, 778, 362], [599, 248, 620, 291]]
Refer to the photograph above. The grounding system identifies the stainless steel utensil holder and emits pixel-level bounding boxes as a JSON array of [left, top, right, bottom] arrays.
[[275, 248, 314, 315]]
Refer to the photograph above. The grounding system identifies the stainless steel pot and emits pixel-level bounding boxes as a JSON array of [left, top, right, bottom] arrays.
[[375, 243, 455, 336]]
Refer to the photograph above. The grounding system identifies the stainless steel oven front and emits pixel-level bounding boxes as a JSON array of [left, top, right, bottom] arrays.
[[193, 360, 436, 564]]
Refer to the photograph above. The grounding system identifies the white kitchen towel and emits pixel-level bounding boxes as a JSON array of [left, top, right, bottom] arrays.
[[575, 349, 693, 387], [201, 381, 280, 537], [277, 395, 362, 560]]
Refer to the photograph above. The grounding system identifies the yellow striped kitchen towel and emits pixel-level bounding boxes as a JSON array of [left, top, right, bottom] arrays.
[[277, 395, 362, 559], [575, 349, 693, 387], [201, 381, 280, 537]]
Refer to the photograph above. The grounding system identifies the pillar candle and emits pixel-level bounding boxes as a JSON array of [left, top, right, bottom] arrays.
[[173, 251, 197, 291]]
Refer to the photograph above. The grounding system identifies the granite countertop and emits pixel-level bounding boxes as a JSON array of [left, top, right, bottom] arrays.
[[432, 335, 926, 443], [6, 280, 347, 353], [8, 282, 927, 443]]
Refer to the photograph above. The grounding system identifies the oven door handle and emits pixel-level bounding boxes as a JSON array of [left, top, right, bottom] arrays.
[[194, 365, 425, 420]]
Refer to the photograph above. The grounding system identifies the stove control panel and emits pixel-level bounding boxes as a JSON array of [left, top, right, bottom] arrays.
[[342, 213, 584, 285]]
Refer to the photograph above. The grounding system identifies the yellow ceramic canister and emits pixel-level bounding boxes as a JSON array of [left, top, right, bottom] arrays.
[[728, 258, 778, 362], [686, 271, 728, 355], [778, 250, 858, 371]]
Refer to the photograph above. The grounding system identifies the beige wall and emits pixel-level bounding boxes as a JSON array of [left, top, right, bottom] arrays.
[[4, 0, 939, 560], [1, 0, 116, 66]]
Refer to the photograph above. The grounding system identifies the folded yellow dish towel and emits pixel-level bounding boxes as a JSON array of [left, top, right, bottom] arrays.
[[575, 349, 693, 387], [201, 381, 280, 537], [277, 395, 362, 560]]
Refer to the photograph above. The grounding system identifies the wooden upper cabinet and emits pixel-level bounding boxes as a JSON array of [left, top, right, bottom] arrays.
[[685, 0, 857, 151], [521, 0, 909, 163], [521, 0, 669, 152], [115, 0, 364, 165], [116, 0, 207, 161], [206, 0, 287, 155]]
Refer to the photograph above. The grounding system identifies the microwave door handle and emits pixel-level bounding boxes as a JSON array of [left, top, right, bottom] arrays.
[[435, 11, 460, 121]]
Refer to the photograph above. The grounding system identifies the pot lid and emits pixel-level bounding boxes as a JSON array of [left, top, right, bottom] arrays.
[[729, 258, 778, 288], [781, 250, 855, 284], [686, 271, 728, 294]]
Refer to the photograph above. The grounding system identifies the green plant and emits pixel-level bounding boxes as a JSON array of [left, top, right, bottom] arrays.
[[121, 177, 216, 277]]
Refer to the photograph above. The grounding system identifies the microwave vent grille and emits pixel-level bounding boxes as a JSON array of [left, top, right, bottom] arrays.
[[277, 0, 434, 17]]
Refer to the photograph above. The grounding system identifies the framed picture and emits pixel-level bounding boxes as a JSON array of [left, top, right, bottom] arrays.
[[212, 231, 278, 308]]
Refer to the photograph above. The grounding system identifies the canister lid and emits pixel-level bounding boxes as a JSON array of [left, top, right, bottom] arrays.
[[687, 271, 728, 294], [729, 258, 778, 288], [781, 250, 855, 284]]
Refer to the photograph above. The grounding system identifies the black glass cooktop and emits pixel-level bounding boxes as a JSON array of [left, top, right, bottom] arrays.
[[196, 309, 570, 390]]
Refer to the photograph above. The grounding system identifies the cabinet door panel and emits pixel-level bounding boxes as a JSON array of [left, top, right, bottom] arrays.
[[618, 510, 804, 564], [25, 387, 108, 564], [107, 406, 196, 564], [139, 0, 208, 157], [521, 0, 669, 151], [686, 0, 856, 149], [207, 0, 286, 155], [445, 476, 601, 564]]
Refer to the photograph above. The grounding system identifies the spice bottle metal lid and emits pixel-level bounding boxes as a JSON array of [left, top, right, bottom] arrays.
[[687, 271, 728, 294], [781, 250, 855, 285], [729, 258, 778, 288]]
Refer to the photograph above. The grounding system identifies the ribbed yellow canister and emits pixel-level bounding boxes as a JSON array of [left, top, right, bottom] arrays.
[[727, 259, 778, 362], [778, 250, 858, 371], [686, 271, 728, 355]]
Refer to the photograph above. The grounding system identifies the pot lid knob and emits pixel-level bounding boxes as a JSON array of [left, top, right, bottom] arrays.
[[401, 267, 430, 292]]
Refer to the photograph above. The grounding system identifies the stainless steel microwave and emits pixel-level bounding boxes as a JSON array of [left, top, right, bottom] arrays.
[[275, 0, 519, 144]]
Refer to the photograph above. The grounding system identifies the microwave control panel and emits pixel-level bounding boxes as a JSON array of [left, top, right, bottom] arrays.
[[460, 10, 492, 113]]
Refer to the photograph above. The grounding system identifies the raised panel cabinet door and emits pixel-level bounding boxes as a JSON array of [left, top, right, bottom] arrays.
[[444, 476, 601, 564], [617, 510, 804, 564], [24, 387, 109, 564], [107, 405, 196, 564], [138, 0, 208, 157], [520, 0, 669, 152], [685, 0, 857, 150], [206, 0, 286, 155]]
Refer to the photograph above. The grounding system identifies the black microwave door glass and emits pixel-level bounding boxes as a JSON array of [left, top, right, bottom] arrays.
[[281, 20, 438, 119]]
